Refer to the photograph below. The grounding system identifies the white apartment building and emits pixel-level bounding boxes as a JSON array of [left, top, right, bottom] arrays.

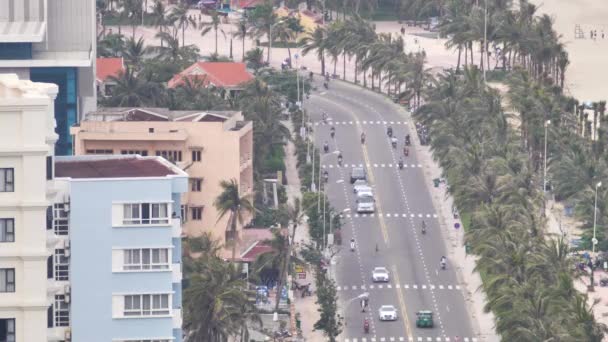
[[0, 74, 59, 342]]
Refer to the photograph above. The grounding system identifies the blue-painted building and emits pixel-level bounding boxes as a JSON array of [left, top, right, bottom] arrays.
[[53, 155, 188, 342], [0, 0, 96, 156]]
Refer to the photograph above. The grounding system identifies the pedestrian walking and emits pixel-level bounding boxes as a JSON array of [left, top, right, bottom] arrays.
[[401, 26, 405, 35]]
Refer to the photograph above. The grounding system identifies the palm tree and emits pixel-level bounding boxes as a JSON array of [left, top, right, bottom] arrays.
[[200, 11, 226, 55], [122, 0, 143, 38], [233, 18, 250, 62], [300, 26, 328, 76], [184, 256, 260, 342], [122, 36, 148, 70], [153, 31, 199, 64], [149, 0, 168, 47], [97, 33, 126, 57], [104, 67, 165, 106], [273, 21, 295, 67], [214, 179, 254, 262], [254, 227, 290, 311], [169, 2, 196, 47], [244, 48, 265, 73], [247, 2, 277, 63]]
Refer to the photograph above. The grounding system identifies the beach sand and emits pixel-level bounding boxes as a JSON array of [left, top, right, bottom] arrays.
[[531, 0, 608, 102]]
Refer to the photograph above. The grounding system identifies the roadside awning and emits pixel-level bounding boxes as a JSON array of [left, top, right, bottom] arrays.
[[0, 21, 46, 42]]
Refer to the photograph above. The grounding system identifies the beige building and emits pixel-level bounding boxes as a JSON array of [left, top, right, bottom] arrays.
[[70, 107, 253, 245]]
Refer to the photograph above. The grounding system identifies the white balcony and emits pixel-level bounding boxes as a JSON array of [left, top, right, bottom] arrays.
[[46, 230, 61, 249], [47, 327, 70, 342], [47, 279, 63, 296], [171, 218, 181, 238]]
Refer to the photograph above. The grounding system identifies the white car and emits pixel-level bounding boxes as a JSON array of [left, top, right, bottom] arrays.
[[353, 179, 369, 193], [378, 305, 398, 321], [357, 188, 374, 198], [372, 267, 390, 282], [356, 194, 375, 213]]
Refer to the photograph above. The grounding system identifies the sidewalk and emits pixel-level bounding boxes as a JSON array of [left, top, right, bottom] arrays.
[[283, 120, 325, 341], [401, 107, 500, 342], [545, 199, 608, 335]]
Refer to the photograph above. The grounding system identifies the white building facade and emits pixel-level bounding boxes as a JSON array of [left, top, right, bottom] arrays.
[[0, 74, 59, 342]]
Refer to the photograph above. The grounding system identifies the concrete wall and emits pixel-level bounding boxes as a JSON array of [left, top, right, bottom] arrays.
[[69, 176, 183, 342], [0, 74, 58, 342]]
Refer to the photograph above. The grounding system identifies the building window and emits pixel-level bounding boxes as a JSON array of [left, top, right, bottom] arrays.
[[121, 150, 148, 156], [85, 149, 113, 155], [54, 249, 69, 281], [191, 207, 203, 221], [180, 205, 187, 223], [124, 294, 170, 317], [190, 178, 202, 192], [192, 150, 202, 162], [47, 256, 54, 279], [54, 295, 70, 327], [46, 206, 53, 230], [123, 203, 169, 225], [46, 156, 53, 180], [123, 248, 170, 271], [0, 269, 15, 293], [0, 168, 14, 192], [53, 204, 69, 236], [0, 319, 15, 342], [155, 150, 182, 162], [0, 219, 14, 242]]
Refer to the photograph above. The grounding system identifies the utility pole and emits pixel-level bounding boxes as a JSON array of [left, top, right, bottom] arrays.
[[483, 0, 487, 83]]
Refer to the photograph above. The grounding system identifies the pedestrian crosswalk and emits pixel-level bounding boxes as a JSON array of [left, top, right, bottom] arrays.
[[315, 120, 408, 126], [342, 337, 478, 342], [339, 213, 438, 219], [336, 284, 461, 291], [322, 163, 422, 168]]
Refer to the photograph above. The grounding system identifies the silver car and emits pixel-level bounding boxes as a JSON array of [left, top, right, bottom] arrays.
[[372, 267, 390, 282], [353, 179, 369, 193], [356, 194, 375, 213], [378, 305, 398, 321]]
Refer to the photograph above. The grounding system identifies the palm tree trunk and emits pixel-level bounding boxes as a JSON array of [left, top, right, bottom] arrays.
[[333, 58, 337, 76], [363, 69, 367, 87], [182, 25, 186, 47], [456, 46, 462, 71], [464, 46, 468, 66], [242, 38, 246, 61], [132, 24, 136, 39], [215, 28, 218, 54], [342, 51, 346, 80], [321, 55, 326, 76], [287, 46, 292, 68], [354, 58, 358, 84]]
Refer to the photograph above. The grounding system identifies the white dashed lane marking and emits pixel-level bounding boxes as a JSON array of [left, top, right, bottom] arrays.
[[340, 213, 438, 219], [342, 338, 477, 342], [322, 163, 422, 168], [336, 284, 462, 291]]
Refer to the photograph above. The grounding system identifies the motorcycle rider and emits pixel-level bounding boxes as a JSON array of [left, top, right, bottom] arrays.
[[387, 126, 393, 137], [337, 151, 343, 166], [323, 141, 329, 153], [405, 134, 411, 146], [363, 318, 370, 333], [350, 238, 355, 251], [440, 256, 447, 269], [391, 136, 398, 148], [398, 158, 404, 169], [323, 170, 329, 183], [330, 126, 336, 138], [361, 132, 366, 144], [404, 146, 409, 157], [322, 112, 328, 124]]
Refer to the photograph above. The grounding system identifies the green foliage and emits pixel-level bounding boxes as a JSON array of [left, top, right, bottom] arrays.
[[244, 48, 266, 73], [313, 276, 343, 340], [256, 69, 312, 104], [416, 63, 607, 340]]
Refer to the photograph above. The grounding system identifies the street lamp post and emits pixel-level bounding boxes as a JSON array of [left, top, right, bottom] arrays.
[[543, 120, 551, 193], [590, 181, 602, 291], [483, 0, 487, 83], [268, 19, 286, 65]]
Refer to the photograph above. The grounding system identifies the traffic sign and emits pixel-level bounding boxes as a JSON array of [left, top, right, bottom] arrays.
[[295, 265, 305, 273]]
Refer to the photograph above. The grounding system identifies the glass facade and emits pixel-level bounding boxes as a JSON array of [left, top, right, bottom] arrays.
[[30, 68, 78, 155], [0, 43, 32, 59]]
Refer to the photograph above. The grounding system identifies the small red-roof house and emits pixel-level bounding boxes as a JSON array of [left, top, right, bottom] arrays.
[[96, 57, 125, 97], [168, 62, 254, 98]]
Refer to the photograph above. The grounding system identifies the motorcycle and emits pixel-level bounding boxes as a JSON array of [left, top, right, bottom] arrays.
[[350, 241, 355, 251], [361, 133, 366, 144], [330, 128, 335, 139], [364, 318, 370, 334], [398, 160, 404, 169], [387, 128, 393, 138], [338, 155, 343, 166], [391, 138, 398, 149], [323, 143, 329, 153], [404, 147, 409, 157], [405, 135, 411, 146], [421, 225, 426, 234], [323, 82, 329, 89], [440, 258, 447, 270], [323, 172, 329, 183]]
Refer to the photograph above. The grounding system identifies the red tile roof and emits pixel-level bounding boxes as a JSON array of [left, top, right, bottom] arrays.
[[233, 0, 264, 8], [96, 57, 124, 82], [55, 157, 176, 179], [168, 62, 254, 89], [240, 243, 273, 262]]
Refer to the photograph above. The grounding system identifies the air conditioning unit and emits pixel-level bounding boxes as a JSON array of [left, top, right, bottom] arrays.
[[65, 293, 71, 304], [65, 329, 72, 341], [63, 202, 70, 213], [64, 284, 71, 295], [63, 240, 71, 257]]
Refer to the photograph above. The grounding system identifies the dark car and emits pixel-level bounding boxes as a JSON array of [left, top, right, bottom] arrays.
[[350, 167, 367, 184]]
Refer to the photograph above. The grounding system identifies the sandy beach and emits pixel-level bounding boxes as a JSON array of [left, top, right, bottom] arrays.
[[530, 0, 608, 102]]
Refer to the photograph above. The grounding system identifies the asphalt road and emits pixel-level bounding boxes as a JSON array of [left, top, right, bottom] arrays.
[[304, 79, 476, 342]]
